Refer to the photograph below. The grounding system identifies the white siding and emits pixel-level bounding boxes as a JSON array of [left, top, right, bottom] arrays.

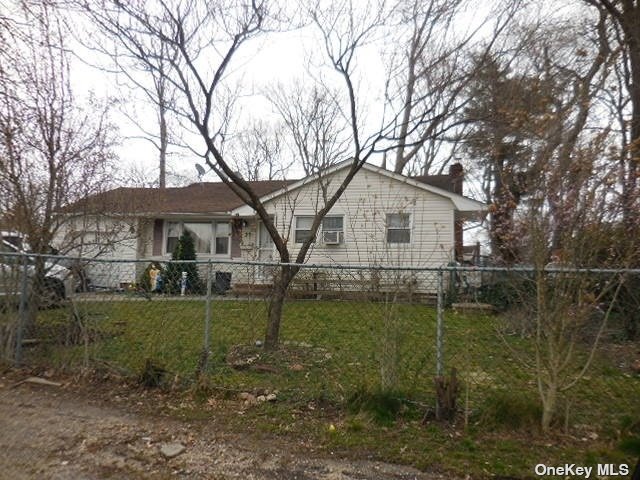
[[55, 167, 463, 289], [241, 168, 456, 268], [56, 216, 140, 288]]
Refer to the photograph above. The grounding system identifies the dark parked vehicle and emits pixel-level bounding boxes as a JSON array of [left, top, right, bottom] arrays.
[[0, 232, 72, 307]]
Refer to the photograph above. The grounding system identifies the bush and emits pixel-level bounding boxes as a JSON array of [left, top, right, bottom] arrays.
[[480, 390, 542, 430], [347, 386, 417, 424], [477, 275, 535, 312]]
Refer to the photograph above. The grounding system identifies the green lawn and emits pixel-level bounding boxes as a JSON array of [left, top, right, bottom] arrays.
[[22, 296, 640, 478]]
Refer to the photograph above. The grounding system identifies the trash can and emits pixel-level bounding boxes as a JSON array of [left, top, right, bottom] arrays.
[[214, 271, 232, 294]]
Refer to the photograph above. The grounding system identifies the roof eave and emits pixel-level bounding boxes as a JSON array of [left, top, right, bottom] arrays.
[[61, 210, 236, 218], [229, 160, 488, 215], [151, 211, 232, 218], [229, 159, 355, 213]]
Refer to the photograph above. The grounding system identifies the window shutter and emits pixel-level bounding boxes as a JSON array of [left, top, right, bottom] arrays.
[[152, 219, 163, 256]]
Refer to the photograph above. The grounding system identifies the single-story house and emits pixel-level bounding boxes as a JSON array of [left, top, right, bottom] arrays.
[[59, 160, 485, 289]]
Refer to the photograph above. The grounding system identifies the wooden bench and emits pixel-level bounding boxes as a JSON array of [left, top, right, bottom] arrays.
[[288, 272, 437, 303]]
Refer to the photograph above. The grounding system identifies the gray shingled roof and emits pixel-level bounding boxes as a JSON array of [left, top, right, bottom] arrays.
[[66, 173, 458, 215], [64, 180, 295, 215]]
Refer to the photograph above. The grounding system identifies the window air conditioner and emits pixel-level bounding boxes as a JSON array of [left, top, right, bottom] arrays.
[[322, 230, 343, 245]]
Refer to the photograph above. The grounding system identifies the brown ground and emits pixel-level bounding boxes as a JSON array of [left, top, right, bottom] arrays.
[[0, 370, 448, 480]]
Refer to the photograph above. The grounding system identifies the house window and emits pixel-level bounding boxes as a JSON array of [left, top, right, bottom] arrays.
[[164, 221, 231, 256], [386, 213, 411, 244], [295, 216, 315, 243], [322, 216, 343, 232], [166, 222, 181, 254], [322, 216, 344, 244], [184, 222, 212, 254], [215, 222, 230, 255]]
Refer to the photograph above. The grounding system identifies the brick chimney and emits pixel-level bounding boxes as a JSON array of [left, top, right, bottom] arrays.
[[450, 162, 464, 262], [449, 162, 463, 195]]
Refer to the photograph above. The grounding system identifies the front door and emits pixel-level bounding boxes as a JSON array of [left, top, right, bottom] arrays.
[[257, 222, 275, 283]]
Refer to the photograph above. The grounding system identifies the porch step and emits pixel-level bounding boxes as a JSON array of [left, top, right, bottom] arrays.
[[231, 283, 273, 297], [451, 302, 496, 315]]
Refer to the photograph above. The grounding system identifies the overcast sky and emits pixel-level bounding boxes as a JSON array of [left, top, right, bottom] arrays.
[[64, 6, 392, 187]]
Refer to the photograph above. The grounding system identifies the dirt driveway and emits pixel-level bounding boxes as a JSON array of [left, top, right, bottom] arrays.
[[0, 371, 448, 480]]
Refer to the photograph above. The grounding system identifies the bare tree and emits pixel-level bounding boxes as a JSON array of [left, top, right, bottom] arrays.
[[463, 4, 612, 264], [227, 120, 290, 181], [0, 1, 116, 255], [110, 43, 177, 188], [479, 68, 635, 428], [477, 5, 637, 430], [0, 1, 115, 351], [509, 138, 629, 431], [268, 83, 350, 176], [66, 4, 178, 189], [583, 0, 640, 229], [383, 0, 521, 175]]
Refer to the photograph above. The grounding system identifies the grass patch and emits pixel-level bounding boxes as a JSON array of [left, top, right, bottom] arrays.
[[23, 295, 640, 478], [619, 436, 640, 456], [479, 390, 542, 431], [347, 386, 420, 424]]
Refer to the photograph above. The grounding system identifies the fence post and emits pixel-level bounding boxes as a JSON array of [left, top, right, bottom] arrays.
[[435, 268, 445, 419], [436, 269, 444, 377], [15, 254, 29, 367], [203, 260, 213, 371]]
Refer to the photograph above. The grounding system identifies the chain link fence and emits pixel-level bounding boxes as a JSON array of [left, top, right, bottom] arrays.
[[1, 252, 639, 436]]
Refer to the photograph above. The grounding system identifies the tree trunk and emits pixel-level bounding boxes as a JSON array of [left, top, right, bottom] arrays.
[[541, 382, 558, 431], [264, 265, 297, 350], [623, 7, 640, 230], [158, 100, 168, 189], [489, 152, 520, 264], [434, 368, 460, 422]]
